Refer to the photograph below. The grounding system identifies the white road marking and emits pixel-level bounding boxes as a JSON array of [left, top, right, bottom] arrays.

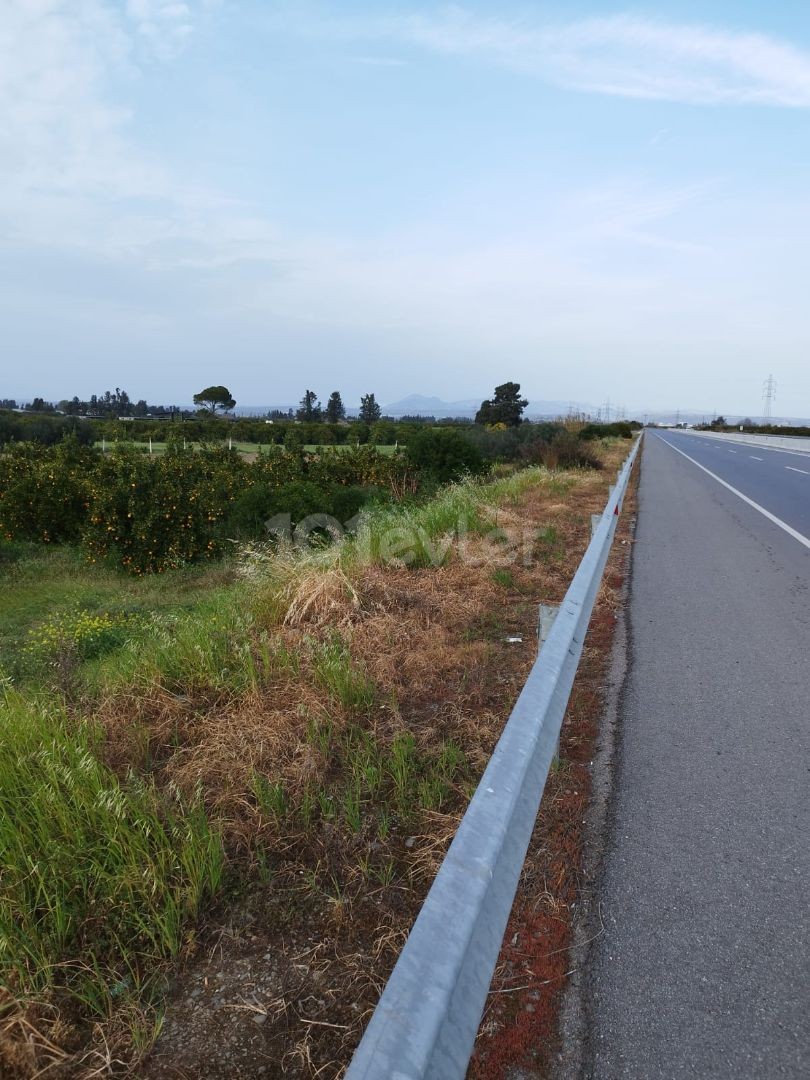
[[657, 438, 810, 552], [680, 433, 810, 460], [750, 456, 763, 461], [727, 450, 737, 453], [785, 466, 810, 475]]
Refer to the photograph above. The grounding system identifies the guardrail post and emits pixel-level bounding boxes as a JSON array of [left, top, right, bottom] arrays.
[[591, 513, 601, 538], [538, 604, 561, 759]]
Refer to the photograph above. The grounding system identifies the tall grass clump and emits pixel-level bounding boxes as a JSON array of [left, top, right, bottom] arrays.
[[84, 586, 271, 699], [350, 475, 499, 568], [310, 633, 375, 710], [237, 467, 565, 606], [0, 690, 223, 1012]]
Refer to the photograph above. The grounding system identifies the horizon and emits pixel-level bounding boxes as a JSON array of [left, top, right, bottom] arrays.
[[5, 389, 806, 425], [3, 2, 810, 415]]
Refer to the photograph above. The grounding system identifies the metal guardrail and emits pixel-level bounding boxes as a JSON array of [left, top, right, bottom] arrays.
[[346, 436, 641, 1080]]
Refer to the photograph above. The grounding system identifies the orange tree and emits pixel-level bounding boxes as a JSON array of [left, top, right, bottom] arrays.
[[0, 442, 420, 573], [82, 445, 252, 574], [0, 438, 94, 543]]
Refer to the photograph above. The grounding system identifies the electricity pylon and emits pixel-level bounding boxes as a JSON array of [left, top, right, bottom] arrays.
[[762, 375, 777, 420]]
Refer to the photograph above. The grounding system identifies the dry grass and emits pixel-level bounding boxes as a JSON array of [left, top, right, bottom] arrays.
[[2, 442, 634, 1078]]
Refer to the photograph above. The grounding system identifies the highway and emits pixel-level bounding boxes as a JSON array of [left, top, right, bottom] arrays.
[[661, 430, 810, 543], [582, 431, 810, 1078]]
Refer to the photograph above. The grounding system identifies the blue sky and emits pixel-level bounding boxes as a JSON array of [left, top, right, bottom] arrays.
[[3, 1, 810, 416]]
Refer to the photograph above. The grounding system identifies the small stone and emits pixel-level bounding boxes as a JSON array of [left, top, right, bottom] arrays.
[[404, 836, 417, 849], [253, 1013, 267, 1026]]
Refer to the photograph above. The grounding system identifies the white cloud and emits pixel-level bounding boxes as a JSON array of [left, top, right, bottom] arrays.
[[0, 0, 254, 258], [290, 7, 810, 108], [125, 0, 195, 60]]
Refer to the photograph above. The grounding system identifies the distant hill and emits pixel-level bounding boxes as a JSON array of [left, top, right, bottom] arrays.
[[380, 394, 481, 418]]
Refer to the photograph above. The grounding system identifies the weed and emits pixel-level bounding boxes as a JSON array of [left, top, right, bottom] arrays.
[[0, 689, 223, 1015], [491, 568, 515, 589], [377, 808, 391, 841], [252, 774, 288, 821], [305, 714, 335, 756], [310, 633, 375, 711], [372, 858, 396, 887], [341, 786, 363, 833]]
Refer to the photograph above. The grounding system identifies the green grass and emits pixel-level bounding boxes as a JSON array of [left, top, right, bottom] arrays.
[[491, 567, 516, 589], [348, 465, 567, 569], [310, 633, 376, 711], [0, 456, 581, 1061], [0, 689, 223, 1013], [83, 588, 264, 700], [94, 441, 400, 456], [253, 723, 468, 838], [0, 543, 236, 688]]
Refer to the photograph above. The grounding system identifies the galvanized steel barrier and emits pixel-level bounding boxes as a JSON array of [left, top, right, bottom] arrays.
[[346, 436, 641, 1080]]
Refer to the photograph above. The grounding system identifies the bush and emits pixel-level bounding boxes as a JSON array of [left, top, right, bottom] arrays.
[[0, 439, 96, 543], [0, 411, 95, 448], [406, 428, 485, 484], [463, 421, 563, 463], [0, 442, 416, 572], [525, 432, 603, 470], [82, 445, 250, 573], [330, 484, 380, 522], [579, 421, 635, 440]]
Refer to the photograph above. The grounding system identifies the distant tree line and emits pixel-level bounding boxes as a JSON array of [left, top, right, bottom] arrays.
[[19, 389, 190, 419], [2, 381, 643, 466]]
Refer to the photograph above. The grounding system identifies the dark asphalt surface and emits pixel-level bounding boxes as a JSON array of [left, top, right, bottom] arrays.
[[583, 432, 810, 1079], [663, 431, 810, 540]]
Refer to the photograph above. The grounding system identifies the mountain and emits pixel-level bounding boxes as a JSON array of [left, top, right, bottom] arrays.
[[380, 394, 481, 418]]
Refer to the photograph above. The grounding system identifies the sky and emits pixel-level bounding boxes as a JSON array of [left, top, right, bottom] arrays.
[[2, 1, 810, 417]]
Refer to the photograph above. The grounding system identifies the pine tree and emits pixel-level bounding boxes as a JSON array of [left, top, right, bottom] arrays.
[[359, 393, 382, 423], [325, 391, 346, 423], [475, 382, 528, 426], [296, 390, 322, 422]]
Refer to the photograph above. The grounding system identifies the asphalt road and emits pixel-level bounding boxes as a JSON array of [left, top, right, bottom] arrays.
[[663, 431, 810, 541], [583, 431, 810, 1079]]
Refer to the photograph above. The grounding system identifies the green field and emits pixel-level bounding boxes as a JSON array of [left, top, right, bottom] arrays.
[[0, 542, 230, 680]]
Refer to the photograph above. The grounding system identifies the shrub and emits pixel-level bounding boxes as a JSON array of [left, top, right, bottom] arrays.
[[83, 445, 249, 573], [0, 439, 95, 543], [0, 411, 94, 448], [21, 609, 137, 681], [579, 421, 635, 440], [406, 428, 485, 484], [525, 432, 603, 470], [0, 442, 415, 572], [463, 421, 562, 463]]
